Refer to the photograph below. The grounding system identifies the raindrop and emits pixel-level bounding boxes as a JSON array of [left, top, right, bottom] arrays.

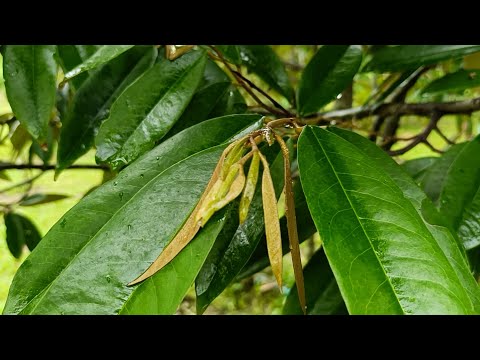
[[140, 174, 144, 178], [106, 275, 111, 283], [128, 224, 132, 231], [156, 156, 160, 161], [119, 191, 124, 201], [60, 218, 67, 228], [113, 181, 118, 186]]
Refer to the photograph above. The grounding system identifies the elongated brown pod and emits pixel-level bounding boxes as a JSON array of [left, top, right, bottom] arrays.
[[275, 133, 306, 314]]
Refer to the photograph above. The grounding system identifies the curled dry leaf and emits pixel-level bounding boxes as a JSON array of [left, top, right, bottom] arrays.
[[258, 151, 283, 290], [128, 136, 248, 286], [239, 150, 260, 224]]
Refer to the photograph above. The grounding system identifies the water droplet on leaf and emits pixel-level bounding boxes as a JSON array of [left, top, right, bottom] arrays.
[[119, 191, 124, 201], [60, 218, 67, 228]]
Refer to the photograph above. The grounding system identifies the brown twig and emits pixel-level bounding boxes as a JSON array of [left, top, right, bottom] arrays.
[[231, 69, 293, 117], [388, 112, 443, 156], [305, 97, 480, 125], [209, 46, 289, 117]]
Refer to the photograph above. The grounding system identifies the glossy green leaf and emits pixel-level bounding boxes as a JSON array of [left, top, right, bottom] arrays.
[[56, 46, 157, 174], [436, 136, 480, 249], [364, 46, 480, 73], [57, 45, 100, 89], [297, 45, 362, 117], [4, 213, 42, 257], [3, 45, 57, 141], [19, 194, 69, 207], [420, 143, 467, 203], [120, 205, 233, 314], [422, 69, 480, 95], [283, 248, 347, 315], [216, 45, 242, 65], [401, 157, 437, 183], [63, 45, 134, 81], [238, 45, 294, 103], [195, 144, 284, 314], [3, 114, 261, 314], [95, 49, 207, 170], [166, 59, 244, 138], [298, 126, 480, 314]]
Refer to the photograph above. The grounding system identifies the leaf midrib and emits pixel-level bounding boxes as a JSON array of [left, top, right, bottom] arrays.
[[22, 144, 223, 314], [309, 128, 405, 314], [113, 54, 204, 158]]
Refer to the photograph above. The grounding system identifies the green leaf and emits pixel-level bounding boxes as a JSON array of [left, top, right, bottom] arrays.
[[95, 49, 207, 170], [0, 172, 11, 181], [297, 45, 362, 116], [298, 126, 480, 314], [166, 59, 244, 138], [401, 157, 437, 183], [4, 213, 42, 257], [56, 45, 100, 89], [238, 45, 294, 103], [194, 144, 284, 314], [63, 45, 135, 82], [4, 213, 26, 258], [56, 46, 157, 174], [283, 248, 347, 315], [436, 136, 480, 249], [421, 69, 480, 95], [420, 143, 467, 203], [120, 204, 234, 314], [216, 45, 242, 65], [364, 46, 480, 73], [3, 45, 57, 141], [19, 194, 69, 207], [3, 114, 261, 314]]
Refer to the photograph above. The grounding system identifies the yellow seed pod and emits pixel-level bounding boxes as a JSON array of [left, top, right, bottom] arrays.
[[239, 150, 260, 224]]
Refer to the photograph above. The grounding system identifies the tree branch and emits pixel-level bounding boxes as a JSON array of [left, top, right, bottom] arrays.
[[305, 97, 480, 124], [387, 112, 443, 156], [0, 163, 109, 171]]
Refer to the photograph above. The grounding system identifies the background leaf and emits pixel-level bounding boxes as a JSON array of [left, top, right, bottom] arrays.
[[401, 157, 438, 183], [56, 46, 157, 173], [364, 45, 480, 72], [298, 126, 480, 314], [238, 45, 294, 103], [421, 69, 480, 95], [433, 136, 480, 250], [63, 45, 135, 81], [3, 115, 260, 314], [165, 59, 245, 138], [19, 194, 69, 207], [3, 45, 57, 141], [297, 45, 363, 116], [57, 45, 100, 89], [419, 143, 467, 203], [95, 49, 207, 170], [216, 45, 242, 65], [4, 213, 42, 257], [283, 248, 347, 315]]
